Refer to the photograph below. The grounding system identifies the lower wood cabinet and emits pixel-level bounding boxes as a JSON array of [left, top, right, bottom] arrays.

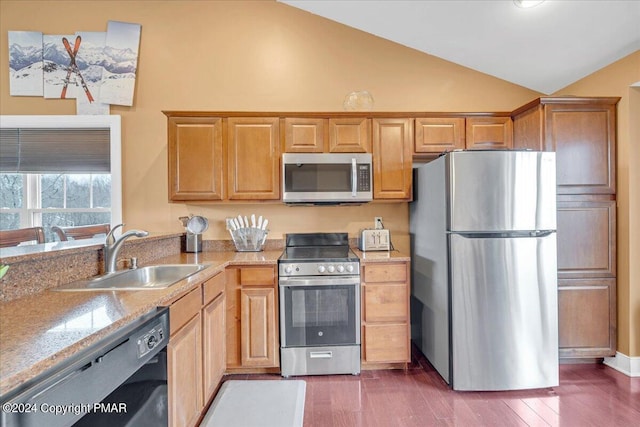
[[202, 273, 226, 400], [361, 261, 410, 367], [558, 278, 616, 358], [168, 288, 203, 427], [556, 199, 616, 358], [226, 265, 279, 371], [167, 271, 226, 427]]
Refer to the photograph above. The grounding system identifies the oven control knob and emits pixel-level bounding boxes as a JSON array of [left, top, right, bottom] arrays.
[[336, 265, 345, 273], [317, 265, 326, 273], [346, 265, 354, 273], [284, 265, 293, 274], [147, 335, 157, 350], [327, 265, 335, 273]]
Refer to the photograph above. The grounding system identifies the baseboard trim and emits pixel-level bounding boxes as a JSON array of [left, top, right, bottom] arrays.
[[603, 352, 640, 377]]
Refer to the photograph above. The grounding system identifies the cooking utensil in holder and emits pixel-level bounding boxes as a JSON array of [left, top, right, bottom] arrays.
[[230, 227, 268, 252]]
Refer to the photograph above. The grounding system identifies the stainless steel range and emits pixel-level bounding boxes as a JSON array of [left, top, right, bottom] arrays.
[[278, 233, 361, 377]]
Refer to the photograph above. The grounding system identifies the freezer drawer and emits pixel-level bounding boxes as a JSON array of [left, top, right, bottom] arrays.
[[449, 233, 558, 391], [447, 151, 556, 232]]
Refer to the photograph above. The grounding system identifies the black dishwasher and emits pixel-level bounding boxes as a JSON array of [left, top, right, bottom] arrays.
[[0, 307, 169, 427]]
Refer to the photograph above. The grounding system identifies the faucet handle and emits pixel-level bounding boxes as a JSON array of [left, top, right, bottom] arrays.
[[105, 223, 125, 245]]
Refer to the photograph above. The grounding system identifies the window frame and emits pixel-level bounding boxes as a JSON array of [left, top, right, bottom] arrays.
[[0, 115, 122, 229]]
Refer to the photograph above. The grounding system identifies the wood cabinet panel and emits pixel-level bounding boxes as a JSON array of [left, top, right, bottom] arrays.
[[558, 278, 616, 357], [203, 271, 225, 305], [203, 293, 225, 402], [240, 287, 278, 367], [364, 263, 408, 283], [284, 117, 326, 152], [168, 116, 223, 201], [328, 118, 371, 152], [557, 200, 616, 278], [414, 117, 465, 153], [364, 283, 408, 323], [227, 117, 280, 200], [372, 118, 413, 200], [225, 268, 242, 368], [169, 287, 202, 336], [363, 324, 409, 363], [466, 116, 513, 149], [168, 313, 202, 427], [239, 266, 275, 286], [544, 103, 616, 194]]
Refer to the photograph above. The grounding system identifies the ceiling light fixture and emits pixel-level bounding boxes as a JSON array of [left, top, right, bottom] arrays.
[[513, 0, 545, 8]]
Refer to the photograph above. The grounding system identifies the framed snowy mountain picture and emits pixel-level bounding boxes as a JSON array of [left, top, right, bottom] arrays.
[[8, 31, 43, 96], [100, 21, 141, 107]]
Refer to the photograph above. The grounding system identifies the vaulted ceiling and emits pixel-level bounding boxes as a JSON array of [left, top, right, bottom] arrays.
[[280, 0, 640, 94]]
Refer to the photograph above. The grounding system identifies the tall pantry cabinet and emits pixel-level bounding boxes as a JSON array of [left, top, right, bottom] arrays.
[[512, 97, 620, 359]]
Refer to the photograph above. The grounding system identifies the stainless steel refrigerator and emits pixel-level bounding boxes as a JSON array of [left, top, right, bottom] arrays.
[[410, 150, 558, 391]]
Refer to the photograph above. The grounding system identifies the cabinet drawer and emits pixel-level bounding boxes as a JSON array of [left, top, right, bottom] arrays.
[[239, 267, 275, 286], [203, 271, 225, 305], [364, 283, 408, 322], [363, 324, 409, 363], [363, 263, 407, 283], [170, 286, 202, 336]]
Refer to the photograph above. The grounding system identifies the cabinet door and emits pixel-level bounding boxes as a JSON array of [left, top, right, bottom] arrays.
[[558, 278, 616, 358], [168, 313, 202, 427], [414, 117, 465, 154], [168, 116, 224, 201], [328, 118, 371, 152], [240, 287, 278, 367], [465, 116, 513, 149], [227, 117, 280, 200], [372, 118, 413, 200], [364, 283, 408, 323], [544, 103, 616, 194], [203, 292, 225, 402], [557, 200, 616, 279], [284, 117, 326, 152], [363, 324, 409, 363]]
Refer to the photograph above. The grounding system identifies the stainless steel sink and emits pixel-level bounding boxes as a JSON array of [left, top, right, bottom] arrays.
[[55, 264, 209, 291]]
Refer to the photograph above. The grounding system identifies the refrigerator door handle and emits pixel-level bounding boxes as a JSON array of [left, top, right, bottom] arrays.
[[450, 230, 555, 239]]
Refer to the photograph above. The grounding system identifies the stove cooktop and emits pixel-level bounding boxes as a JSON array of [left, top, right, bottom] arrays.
[[279, 246, 359, 263]]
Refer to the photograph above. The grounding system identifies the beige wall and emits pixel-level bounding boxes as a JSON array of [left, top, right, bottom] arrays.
[[556, 50, 640, 358]]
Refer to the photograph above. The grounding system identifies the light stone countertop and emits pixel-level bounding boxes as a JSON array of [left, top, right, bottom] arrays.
[[0, 248, 409, 398]]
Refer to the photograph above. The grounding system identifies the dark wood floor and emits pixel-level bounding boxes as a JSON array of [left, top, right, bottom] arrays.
[[223, 349, 640, 427]]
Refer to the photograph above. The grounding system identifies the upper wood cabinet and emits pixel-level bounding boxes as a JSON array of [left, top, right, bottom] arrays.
[[329, 117, 371, 152], [414, 116, 512, 155], [283, 117, 326, 152], [415, 117, 465, 153], [372, 118, 413, 200], [466, 116, 513, 149], [167, 116, 224, 201], [227, 117, 280, 200], [512, 97, 619, 195]]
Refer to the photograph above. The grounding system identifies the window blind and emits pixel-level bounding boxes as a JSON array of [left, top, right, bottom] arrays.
[[0, 128, 111, 173]]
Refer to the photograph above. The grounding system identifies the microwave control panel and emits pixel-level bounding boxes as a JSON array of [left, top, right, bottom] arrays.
[[358, 164, 371, 191]]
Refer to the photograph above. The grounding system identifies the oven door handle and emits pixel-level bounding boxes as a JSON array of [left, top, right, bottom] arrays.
[[279, 276, 360, 287]]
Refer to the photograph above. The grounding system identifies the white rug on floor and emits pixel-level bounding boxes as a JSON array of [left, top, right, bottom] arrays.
[[199, 380, 306, 427]]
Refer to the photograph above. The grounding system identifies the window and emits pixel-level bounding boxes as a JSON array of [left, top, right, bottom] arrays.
[[1, 173, 112, 242], [0, 115, 121, 243]]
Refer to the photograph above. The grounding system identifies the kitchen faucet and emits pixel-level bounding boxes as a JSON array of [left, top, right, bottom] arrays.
[[104, 223, 149, 273]]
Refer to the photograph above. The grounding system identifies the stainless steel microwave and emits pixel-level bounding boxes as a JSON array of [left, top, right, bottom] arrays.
[[282, 153, 373, 204]]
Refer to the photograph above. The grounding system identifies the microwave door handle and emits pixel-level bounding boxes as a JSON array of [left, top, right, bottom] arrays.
[[351, 158, 357, 197]]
